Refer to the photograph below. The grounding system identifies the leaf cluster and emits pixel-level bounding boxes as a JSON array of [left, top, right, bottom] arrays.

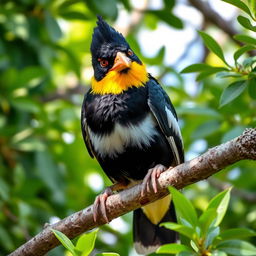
[[157, 187, 256, 256], [181, 0, 256, 107]]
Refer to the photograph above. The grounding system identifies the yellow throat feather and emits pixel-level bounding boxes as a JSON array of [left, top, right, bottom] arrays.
[[91, 62, 149, 94]]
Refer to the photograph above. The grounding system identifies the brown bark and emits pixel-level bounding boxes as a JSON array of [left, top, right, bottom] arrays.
[[9, 128, 256, 256]]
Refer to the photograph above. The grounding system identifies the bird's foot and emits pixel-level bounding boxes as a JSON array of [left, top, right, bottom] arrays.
[[93, 182, 128, 223], [141, 164, 167, 197], [93, 187, 113, 223]]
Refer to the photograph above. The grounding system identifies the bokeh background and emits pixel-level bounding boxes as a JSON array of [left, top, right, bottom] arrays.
[[0, 0, 255, 255]]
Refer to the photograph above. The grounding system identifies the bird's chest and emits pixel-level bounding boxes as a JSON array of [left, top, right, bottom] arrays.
[[85, 87, 148, 133], [85, 87, 158, 157], [88, 113, 158, 158]]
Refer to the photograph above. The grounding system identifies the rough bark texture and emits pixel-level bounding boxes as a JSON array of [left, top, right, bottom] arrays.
[[9, 128, 256, 256]]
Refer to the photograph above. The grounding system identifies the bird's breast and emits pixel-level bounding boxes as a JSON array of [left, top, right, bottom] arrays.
[[88, 113, 158, 158]]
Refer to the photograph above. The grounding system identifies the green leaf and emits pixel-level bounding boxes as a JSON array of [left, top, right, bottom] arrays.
[[177, 106, 221, 118], [52, 229, 77, 256], [44, 11, 62, 42], [0, 226, 14, 251], [164, 0, 175, 10], [212, 250, 228, 256], [177, 252, 197, 256], [76, 229, 98, 256], [206, 188, 231, 226], [119, 0, 131, 10], [12, 138, 45, 152], [199, 208, 217, 237], [216, 240, 256, 255], [248, 77, 256, 99], [196, 67, 229, 81], [4, 66, 47, 91], [181, 63, 228, 76], [58, 0, 83, 10], [0, 178, 10, 201], [87, 0, 118, 20], [205, 226, 220, 248], [55, 45, 81, 77], [221, 126, 246, 143], [219, 80, 247, 107], [148, 10, 183, 29], [234, 34, 256, 45], [218, 228, 256, 241], [216, 71, 243, 78], [95, 253, 120, 256], [190, 240, 198, 252], [242, 56, 256, 68], [161, 222, 195, 239], [234, 45, 256, 62], [10, 97, 41, 113], [222, 0, 253, 18], [199, 31, 229, 66], [36, 150, 64, 203], [15, 66, 47, 89], [181, 63, 215, 73], [237, 15, 256, 31], [58, 11, 90, 20], [251, 0, 256, 17], [192, 120, 220, 139], [169, 187, 198, 227], [157, 243, 193, 254]]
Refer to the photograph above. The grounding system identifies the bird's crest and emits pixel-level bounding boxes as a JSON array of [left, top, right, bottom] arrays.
[[90, 16, 128, 54]]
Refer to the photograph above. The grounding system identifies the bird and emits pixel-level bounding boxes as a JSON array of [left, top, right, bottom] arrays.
[[81, 16, 184, 255]]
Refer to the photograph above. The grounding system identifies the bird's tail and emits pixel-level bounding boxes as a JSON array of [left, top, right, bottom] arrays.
[[133, 195, 178, 255]]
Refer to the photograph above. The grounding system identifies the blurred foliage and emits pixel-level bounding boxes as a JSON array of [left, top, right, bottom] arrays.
[[0, 0, 255, 256]]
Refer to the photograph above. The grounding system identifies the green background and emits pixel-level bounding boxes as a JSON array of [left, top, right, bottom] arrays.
[[0, 0, 255, 255]]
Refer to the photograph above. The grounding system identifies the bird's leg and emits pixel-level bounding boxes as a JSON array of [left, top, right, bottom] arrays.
[[141, 164, 170, 197], [93, 182, 128, 223]]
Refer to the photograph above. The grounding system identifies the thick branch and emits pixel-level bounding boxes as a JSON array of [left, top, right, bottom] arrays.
[[9, 128, 256, 256]]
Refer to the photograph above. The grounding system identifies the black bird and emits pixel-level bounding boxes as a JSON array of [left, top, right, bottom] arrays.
[[81, 16, 184, 255]]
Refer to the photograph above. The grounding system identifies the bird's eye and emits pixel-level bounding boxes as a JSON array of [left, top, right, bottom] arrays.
[[127, 49, 133, 56], [98, 59, 109, 68]]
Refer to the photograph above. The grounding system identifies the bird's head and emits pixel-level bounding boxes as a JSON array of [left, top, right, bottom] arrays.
[[90, 16, 148, 94]]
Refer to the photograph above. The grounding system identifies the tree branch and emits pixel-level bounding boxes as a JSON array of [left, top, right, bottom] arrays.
[[188, 0, 239, 42], [9, 128, 256, 256], [41, 84, 87, 103]]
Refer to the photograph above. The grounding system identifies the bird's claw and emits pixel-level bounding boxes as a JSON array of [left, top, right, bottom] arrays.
[[141, 164, 167, 197], [93, 187, 113, 223]]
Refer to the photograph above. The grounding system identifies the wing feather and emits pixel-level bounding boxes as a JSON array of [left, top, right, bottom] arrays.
[[147, 77, 184, 165], [81, 94, 95, 158]]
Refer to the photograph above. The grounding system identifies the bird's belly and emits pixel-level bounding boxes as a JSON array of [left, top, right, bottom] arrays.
[[88, 113, 158, 158]]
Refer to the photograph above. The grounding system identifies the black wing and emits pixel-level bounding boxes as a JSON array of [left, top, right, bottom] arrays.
[[147, 76, 184, 165], [81, 91, 95, 158]]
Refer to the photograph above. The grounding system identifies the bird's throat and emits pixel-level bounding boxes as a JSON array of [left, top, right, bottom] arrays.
[[91, 62, 149, 94]]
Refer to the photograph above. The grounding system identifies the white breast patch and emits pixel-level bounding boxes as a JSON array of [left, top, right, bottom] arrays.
[[88, 114, 158, 158]]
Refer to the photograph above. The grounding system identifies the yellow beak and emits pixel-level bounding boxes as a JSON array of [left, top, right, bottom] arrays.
[[110, 52, 131, 71]]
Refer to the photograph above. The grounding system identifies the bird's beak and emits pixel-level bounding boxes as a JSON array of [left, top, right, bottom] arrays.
[[110, 52, 131, 71]]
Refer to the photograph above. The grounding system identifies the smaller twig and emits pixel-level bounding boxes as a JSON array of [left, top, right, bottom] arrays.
[[208, 177, 256, 203], [41, 84, 87, 103], [188, 0, 239, 43]]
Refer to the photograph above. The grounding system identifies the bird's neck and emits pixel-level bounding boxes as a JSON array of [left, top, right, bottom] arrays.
[[91, 62, 149, 94]]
